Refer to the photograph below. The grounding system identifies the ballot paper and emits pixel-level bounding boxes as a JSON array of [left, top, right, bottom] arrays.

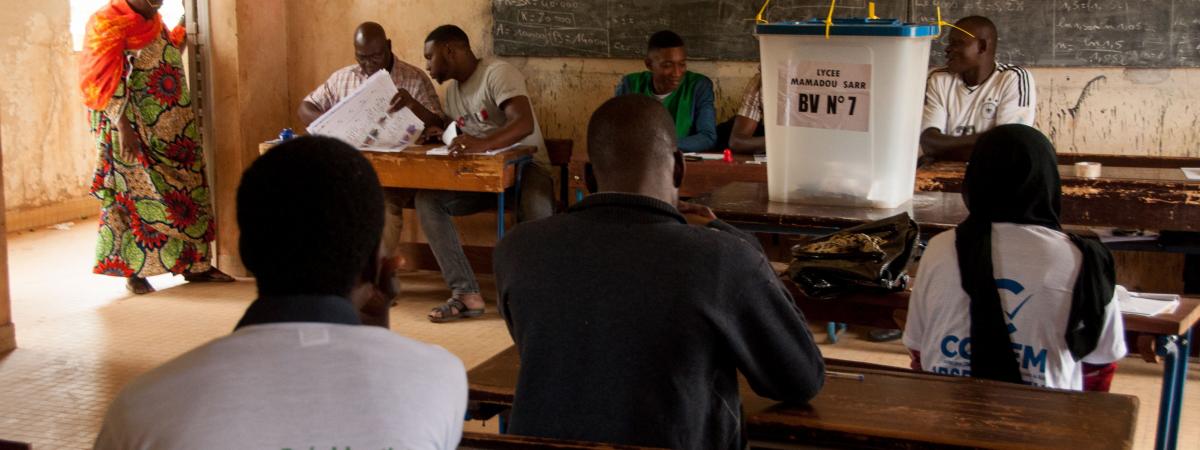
[[1182, 168, 1200, 180], [1116, 285, 1180, 316], [306, 70, 424, 151], [426, 142, 522, 156]]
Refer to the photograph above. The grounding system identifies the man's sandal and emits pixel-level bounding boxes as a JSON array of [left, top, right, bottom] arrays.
[[428, 297, 484, 323]]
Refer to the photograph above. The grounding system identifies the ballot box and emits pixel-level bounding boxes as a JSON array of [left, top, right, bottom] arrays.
[[758, 18, 937, 208]]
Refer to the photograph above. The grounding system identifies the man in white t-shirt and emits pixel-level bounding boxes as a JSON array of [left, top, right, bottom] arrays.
[[903, 224, 1127, 390], [920, 16, 1036, 162], [95, 136, 467, 449], [391, 24, 554, 323]]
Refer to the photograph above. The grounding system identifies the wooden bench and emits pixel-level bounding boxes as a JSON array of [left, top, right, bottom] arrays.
[[459, 432, 667, 449], [467, 346, 1138, 449]]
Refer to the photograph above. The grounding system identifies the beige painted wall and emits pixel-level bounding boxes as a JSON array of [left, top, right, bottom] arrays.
[[0, 1, 95, 213], [284, 1, 1200, 158]]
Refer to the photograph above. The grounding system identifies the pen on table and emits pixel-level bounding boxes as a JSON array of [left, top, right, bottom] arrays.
[[826, 370, 864, 381]]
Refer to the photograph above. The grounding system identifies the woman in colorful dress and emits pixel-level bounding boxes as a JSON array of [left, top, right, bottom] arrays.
[[80, 0, 232, 294]]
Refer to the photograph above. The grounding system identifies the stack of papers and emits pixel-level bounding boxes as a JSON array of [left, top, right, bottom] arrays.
[[1117, 287, 1180, 316], [426, 143, 522, 156], [307, 70, 424, 152]]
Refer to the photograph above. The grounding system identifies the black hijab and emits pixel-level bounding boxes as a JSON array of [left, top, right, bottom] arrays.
[[956, 124, 1116, 384]]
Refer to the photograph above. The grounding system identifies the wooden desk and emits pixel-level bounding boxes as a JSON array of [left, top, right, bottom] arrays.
[[784, 281, 1199, 450], [467, 346, 1138, 449], [694, 181, 1200, 236], [259, 142, 535, 237]]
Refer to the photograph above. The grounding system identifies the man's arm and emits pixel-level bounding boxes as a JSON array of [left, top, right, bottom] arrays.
[[728, 115, 764, 154], [919, 127, 977, 162], [391, 89, 448, 130], [678, 78, 717, 153], [452, 96, 535, 153], [715, 252, 824, 403], [297, 100, 325, 127], [614, 74, 630, 97]]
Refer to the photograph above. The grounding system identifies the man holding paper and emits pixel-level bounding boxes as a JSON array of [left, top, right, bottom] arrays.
[[298, 22, 441, 128], [390, 24, 554, 323]]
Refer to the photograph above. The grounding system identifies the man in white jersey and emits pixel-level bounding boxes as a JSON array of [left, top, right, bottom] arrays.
[[920, 16, 1036, 162], [96, 136, 467, 449]]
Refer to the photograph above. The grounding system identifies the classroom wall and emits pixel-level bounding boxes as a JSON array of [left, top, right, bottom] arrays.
[[0, 1, 96, 228], [284, 1, 1200, 158]]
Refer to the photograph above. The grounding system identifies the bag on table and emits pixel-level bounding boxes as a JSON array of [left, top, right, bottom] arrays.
[[786, 212, 919, 299]]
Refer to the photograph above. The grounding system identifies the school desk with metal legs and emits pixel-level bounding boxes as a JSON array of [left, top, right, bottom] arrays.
[[783, 282, 1200, 450], [692, 181, 1200, 450], [260, 142, 535, 239]]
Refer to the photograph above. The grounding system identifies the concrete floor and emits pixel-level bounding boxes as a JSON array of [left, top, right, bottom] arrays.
[[0, 220, 1195, 449]]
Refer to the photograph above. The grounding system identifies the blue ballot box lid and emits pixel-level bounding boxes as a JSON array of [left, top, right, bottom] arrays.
[[756, 18, 939, 38]]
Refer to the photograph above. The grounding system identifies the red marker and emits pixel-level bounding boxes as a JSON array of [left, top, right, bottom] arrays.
[[723, 148, 733, 163]]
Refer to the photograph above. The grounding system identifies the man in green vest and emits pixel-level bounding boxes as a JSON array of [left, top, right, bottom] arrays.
[[615, 30, 716, 153]]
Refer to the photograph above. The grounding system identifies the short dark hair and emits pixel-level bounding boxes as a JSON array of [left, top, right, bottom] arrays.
[[647, 30, 684, 52], [237, 136, 385, 297], [426, 24, 470, 46]]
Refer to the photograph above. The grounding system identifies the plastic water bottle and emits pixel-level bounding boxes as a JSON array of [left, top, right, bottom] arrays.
[[279, 128, 295, 141]]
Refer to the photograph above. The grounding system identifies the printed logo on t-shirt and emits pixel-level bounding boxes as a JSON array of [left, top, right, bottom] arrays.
[[931, 278, 1051, 385], [952, 125, 977, 136], [982, 100, 998, 119]]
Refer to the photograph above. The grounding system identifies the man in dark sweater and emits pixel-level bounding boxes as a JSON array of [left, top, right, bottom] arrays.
[[494, 95, 825, 449]]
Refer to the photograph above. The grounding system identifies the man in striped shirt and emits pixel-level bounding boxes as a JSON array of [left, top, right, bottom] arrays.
[[298, 22, 442, 127], [920, 16, 1036, 162]]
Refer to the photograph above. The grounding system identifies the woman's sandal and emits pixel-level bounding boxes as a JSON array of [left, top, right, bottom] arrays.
[[428, 297, 484, 323], [126, 277, 155, 295], [184, 268, 236, 283]]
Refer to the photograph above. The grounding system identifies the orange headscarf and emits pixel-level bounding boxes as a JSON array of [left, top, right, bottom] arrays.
[[79, 0, 184, 110]]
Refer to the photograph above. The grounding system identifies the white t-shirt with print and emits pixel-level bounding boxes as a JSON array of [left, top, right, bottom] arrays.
[[95, 323, 467, 450], [921, 63, 1036, 138], [903, 223, 1126, 391], [444, 57, 547, 163]]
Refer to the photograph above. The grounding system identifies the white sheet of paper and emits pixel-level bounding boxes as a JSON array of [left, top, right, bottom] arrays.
[[1117, 286, 1180, 316], [1182, 168, 1200, 180], [442, 122, 460, 146], [691, 153, 725, 160], [426, 143, 522, 157], [306, 70, 424, 151]]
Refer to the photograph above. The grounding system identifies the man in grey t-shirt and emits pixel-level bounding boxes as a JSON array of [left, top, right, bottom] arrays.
[[390, 25, 554, 323]]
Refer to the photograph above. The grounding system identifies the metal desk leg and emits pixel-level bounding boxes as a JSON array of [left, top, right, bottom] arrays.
[[1155, 329, 1192, 450], [826, 322, 847, 344], [497, 157, 530, 240]]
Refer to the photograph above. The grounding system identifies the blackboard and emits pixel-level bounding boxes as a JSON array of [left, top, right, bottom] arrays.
[[493, 0, 1200, 67]]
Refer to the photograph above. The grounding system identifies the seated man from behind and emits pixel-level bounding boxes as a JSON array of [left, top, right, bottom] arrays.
[[494, 95, 825, 449], [904, 124, 1126, 391], [298, 22, 442, 127], [616, 30, 717, 153], [920, 16, 1035, 162], [95, 136, 467, 449]]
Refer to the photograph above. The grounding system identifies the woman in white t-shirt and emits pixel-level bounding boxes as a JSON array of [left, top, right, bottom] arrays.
[[903, 124, 1126, 391]]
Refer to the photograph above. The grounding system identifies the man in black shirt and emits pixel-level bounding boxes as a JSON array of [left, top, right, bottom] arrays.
[[494, 95, 825, 449]]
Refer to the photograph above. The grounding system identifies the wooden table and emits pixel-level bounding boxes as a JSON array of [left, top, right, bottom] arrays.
[[467, 346, 1138, 449], [784, 282, 1199, 450], [675, 156, 1200, 234], [693, 182, 1200, 248], [260, 142, 535, 237]]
